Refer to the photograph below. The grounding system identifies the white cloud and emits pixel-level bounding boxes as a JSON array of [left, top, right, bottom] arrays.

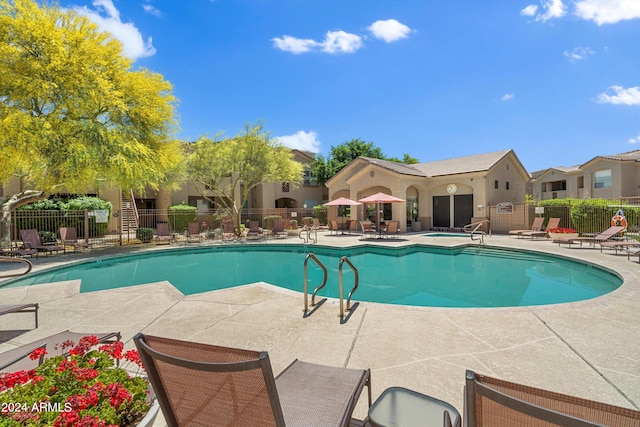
[[501, 93, 514, 101], [629, 134, 640, 144], [521, 5, 538, 16], [277, 131, 321, 152], [72, 0, 156, 60], [563, 46, 595, 62], [368, 19, 412, 43], [596, 86, 640, 105], [320, 31, 362, 54], [574, 0, 640, 25], [536, 0, 567, 21], [271, 36, 318, 54], [142, 4, 163, 18]]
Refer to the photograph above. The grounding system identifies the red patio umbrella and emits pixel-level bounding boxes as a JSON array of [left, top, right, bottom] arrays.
[[358, 192, 405, 232], [324, 197, 362, 232]]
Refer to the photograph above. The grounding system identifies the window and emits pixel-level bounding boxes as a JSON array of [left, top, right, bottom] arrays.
[[578, 176, 584, 189], [281, 182, 290, 192], [594, 170, 611, 189], [494, 180, 499, 189], [506, 181, 510, 190], [303, 169, 317, 186], [549, 180, 566, 191]]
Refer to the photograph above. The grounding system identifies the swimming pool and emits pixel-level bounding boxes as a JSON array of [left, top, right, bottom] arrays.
[[1, 244, 622, 308]]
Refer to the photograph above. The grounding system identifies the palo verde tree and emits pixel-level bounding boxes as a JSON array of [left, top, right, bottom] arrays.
[[0, 0, 182, 245], [311, 138, 418, 186], [188, 123, 303, 236]]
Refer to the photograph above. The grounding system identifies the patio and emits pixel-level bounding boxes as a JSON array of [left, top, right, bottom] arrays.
[[1, 232, 639, 425]]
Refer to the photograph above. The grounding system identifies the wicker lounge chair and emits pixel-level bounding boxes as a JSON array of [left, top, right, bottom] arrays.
[[553, 226, 626, 247], [0, 303, 38, 329], [465, 369, 640, 426], [59, 226, 90, 252], [134, 333, 372, 427], [508, 217, 544, 238], [19, 229, 65, 255], [0, 330, 121, 373]]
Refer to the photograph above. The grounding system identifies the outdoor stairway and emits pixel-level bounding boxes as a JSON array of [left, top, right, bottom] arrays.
[[121, 190, 139, 238]]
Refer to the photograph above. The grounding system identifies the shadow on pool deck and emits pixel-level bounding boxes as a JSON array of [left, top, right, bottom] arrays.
[[1, 232, 639, 424]]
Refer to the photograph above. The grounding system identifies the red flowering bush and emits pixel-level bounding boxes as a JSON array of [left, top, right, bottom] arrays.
[[0, 336, 151, 426], [547, 227, 577, 234]]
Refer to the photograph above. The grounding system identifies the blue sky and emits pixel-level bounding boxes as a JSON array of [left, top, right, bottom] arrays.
[[57, 0, 640, 172]]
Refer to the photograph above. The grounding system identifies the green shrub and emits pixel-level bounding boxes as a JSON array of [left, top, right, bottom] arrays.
[[136, 227, 155, 242], [313, 206, 327, 225], [63, 196, 112, 238], [288, 219, 298, 229], [263, 215, 282, 231], [38, 230, 57, 244], [168, 204, 197, 232], [302, 216, 313, 227]]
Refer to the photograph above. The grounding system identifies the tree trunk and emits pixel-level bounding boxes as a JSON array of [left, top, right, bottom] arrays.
[[1, 191, 47, 247]]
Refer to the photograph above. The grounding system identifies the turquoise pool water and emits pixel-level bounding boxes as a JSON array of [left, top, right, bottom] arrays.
[[1, 244, 622, 308]]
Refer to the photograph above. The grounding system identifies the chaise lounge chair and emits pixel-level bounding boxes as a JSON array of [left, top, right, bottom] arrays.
[[272, 219, 288, 239], [246, 221, 263, 240], [384, 220, 400, 239], [0, 303, 38, 329], [186, 222, 202, 243], [508, 217, 544, 238], [19, 229, 65, 256], [465, 369, 640, 426], [553, 225, 626, 247], [519, 217, 561, 239], [134, 333, 372, 427], [59, 226, 90, 252], [154, 222, 173, 245], [0, 330, 121, 373]]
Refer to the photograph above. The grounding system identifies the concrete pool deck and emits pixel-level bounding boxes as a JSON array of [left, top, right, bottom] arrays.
[[1, 231, 639, 424]]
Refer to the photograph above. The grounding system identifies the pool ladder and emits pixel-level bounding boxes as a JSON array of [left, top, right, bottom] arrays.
[[298, 226, 317, 244], [464, 219, 491, 244], [303, 254, 359, 319]]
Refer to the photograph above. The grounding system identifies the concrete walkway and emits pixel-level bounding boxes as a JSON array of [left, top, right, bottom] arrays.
[[1, 231, 639, 424]]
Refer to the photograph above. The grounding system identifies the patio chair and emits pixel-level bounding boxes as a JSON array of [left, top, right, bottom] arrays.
[[329, 220, 339, 235], [360, 221, 376, 240], [272, 219, 288, 239], [246, 221, 263, 240], [520, 217, 561, 239], [0, 303, 38, 329], [221, 221, 236, 241], [509, 217, 544, 238], [59, 226, 90, 252], [186, 222, 202, 243], [133, 333, 372, 427], [553, 226, 626, 247], [0, 330, 121, 373], [465, 369, 640, 426], [384, 220, 400, 239], [19, 229, 65, 256], [155, 222, 173, 245]]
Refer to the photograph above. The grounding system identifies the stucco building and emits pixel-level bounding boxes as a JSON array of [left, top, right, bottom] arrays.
[[325, 150, 530, 232]]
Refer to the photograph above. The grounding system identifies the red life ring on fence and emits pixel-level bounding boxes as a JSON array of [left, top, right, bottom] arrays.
[[611, 215, 627, 228]]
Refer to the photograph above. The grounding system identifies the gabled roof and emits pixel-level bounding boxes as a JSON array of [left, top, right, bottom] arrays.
[[412, 149, 514, 177], [585, 150, 640, 165], [359, 157, 425, 177]]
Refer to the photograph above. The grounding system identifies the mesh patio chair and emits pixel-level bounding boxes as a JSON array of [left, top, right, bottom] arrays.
[[19, 229, 65, 255], [246, 221, 263, 240], [0, 330, 121, 372], [155, 223, 173, 244], [59, 226, 90, 252], [465, 370, 640, 426], [134, 333, 372, 427], [508, 217, 544, 238], [272, 219, 287, 239], [186, 222, 202, 243], [553, 226, 626, 247]]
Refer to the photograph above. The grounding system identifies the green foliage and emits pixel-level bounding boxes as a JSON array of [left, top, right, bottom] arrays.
[[136, 227, 155, 242], [538, 198, 639, 233], [0, 0, 183, 196], [313, 206, 327, 225], [288, 219, 298, 229], [263, 215, 282, 231], [17, 199, 64, 210], [188, 123, 303, 236], [311, 138, 419, 186], [0, 338, 150, 426], [38, 230, 57, 244], [168, 204, 197, 232], [64, 196, 113, 212]]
